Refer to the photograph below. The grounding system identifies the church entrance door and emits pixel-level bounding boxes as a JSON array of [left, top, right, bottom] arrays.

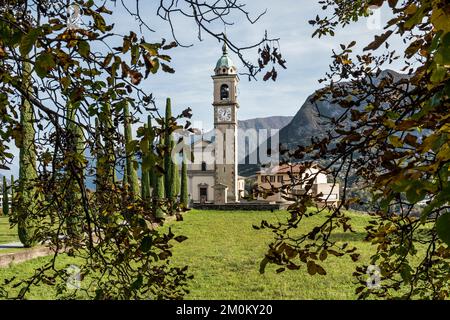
[[200, 187, 208, 203]]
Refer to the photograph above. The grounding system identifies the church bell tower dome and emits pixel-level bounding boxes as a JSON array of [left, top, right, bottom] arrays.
[[214, 41, 236, 75]]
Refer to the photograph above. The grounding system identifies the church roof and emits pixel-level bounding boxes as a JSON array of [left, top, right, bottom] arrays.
[[256, 163, 326, 175], [216, 55, 235, 69], [215, 41, 235, 70]]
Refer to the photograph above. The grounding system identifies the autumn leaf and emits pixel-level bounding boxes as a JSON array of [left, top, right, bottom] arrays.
[[35, 52, 56, 78], [364, 30, 393, 51], [129, 70, 143, 85], [20, 28, 41, 56], [161, 63, 175, 74], [174, 235, 188, 243]]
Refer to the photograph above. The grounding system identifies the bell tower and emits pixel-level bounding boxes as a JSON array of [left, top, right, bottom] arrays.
[[212, 41, 239, 203]]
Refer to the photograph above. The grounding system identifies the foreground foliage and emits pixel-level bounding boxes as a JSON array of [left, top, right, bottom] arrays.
[[0, 0, 285, 299], [258, 0, 450, 300]]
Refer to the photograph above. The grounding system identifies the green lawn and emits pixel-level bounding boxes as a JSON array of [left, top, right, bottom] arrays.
[[0, 216, 19, 244], [164, 209, 372, 300], [0, 209, 375, 300]]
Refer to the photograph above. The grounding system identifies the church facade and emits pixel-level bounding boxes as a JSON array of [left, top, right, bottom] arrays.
[[186, 42, 244, 205]]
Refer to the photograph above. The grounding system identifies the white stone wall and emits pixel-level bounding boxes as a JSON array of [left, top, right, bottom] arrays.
[[314, 172, 328, 184], [188, 175, 215, 203]]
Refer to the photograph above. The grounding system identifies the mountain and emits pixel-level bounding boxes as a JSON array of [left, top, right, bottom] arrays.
[[278, 92, 338, 149], [238, 69, 409, 176], [279, 69, 408, 150], [238, 116, 293, 131], [192, 115, 293, 143]]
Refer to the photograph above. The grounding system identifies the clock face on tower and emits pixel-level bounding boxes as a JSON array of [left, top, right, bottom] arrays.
[[217, 106, 232, 122]]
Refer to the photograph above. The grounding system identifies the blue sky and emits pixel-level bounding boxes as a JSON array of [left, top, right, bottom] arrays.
[[105, 1, 405, 131], [1, 1, 406, 178]]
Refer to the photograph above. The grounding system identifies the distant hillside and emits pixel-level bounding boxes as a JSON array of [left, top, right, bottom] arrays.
[[279, 69, 409, 150], [238, 116, 293, 131], [238, 69, 409, 176]]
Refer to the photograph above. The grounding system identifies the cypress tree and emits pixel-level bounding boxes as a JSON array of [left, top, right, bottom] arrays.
[[164, 98, 174, 200], [141, 123, 151, 201], [153, 131, 165, 218], [2, 176, 9, 216], [180, 154, 189, 207], [149, 166, 156, 195], [94, 117, 102, 191], [171, 140, 180, 199], [65, 102, 85, 238], [153, 167, 165, 219], [10, 175, 14, 215], [123, 162, 128, 188], [17, 59, 38, 248], [96, 104, 116, 194], [123, 102, 139, 198], [147, 115, 154, 194], [103, 102, 116, 186]]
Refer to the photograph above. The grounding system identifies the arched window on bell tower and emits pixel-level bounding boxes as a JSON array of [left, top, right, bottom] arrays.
[[220, 84, 229, 100]]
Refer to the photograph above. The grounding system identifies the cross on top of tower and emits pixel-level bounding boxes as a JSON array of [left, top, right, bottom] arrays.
[[222, 38, 228, 55], [215, 36, 236, 75]]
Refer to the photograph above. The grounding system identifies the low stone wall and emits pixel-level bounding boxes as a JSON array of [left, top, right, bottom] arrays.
[[0, 246, 57, 268], [192, 202, 287, 211]]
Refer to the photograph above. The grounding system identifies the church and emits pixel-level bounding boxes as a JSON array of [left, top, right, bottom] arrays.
[[182, 42, 340, 207], [184, 42, 245, 205]]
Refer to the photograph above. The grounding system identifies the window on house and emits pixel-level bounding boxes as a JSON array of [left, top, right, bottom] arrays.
[[270, 176, 275, 183], [201, 161, 207, 171], [277, 175, 284, 183]]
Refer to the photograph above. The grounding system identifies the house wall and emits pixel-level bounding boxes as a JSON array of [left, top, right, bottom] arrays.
[[255, 168, 338, 203], [188, 174, 215, 203], [237, 178, 246, 199], [188, 142, 215, 171], [313, 183, 340, 201], [314, 172, 328, 184]]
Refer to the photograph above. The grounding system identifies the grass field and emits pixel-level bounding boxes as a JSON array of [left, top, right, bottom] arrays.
[[0, 209, 375, 299], [0, 216, 18, 244], [165, 210, 372, 299]]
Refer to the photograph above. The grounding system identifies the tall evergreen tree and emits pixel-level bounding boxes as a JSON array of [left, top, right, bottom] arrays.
[[103, 102, 116, 186], [171, 140, 180, 199], [149, 166, 156, 196], [153, 130, 165, 218], [123, 102, 139, 198], [2, 176, 9, 216], [17, 59, 38, 247], [96, 103, 116, 194], [65, 102, 85, 238], [180, 154, 189, 207], [10, 175, 14, 215], [153, 168, 165, 219], [164, 98, 174, 200], [141, 124, 151, 201], [123, 162, 128, 188], [147, 115, 155, 195], [94, 117, 102, 191]]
